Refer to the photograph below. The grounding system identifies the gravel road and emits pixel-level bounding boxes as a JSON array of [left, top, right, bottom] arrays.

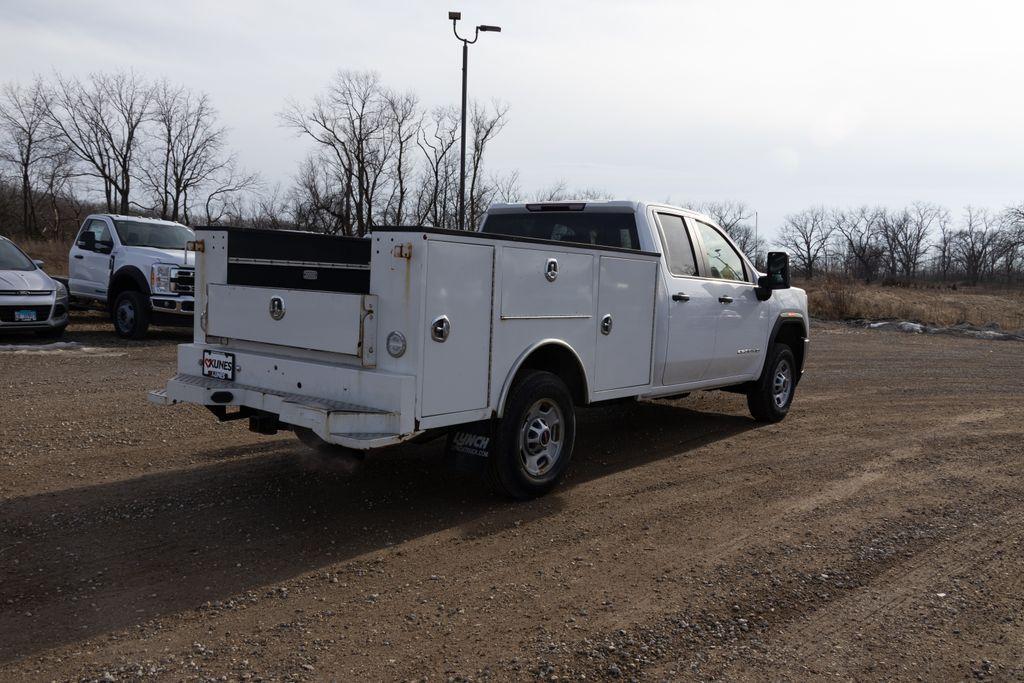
[[1, 314, 1021, 681]]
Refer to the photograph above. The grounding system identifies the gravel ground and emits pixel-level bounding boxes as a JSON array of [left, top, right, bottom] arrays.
[[0, 313, 1021, 681]]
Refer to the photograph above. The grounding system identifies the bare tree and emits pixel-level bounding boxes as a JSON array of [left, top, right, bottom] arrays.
[[776, 206, 832, 279], [381, 90, 419, 225], [48, 71, 153, 214], [833, 206, 886, 282], [414, 106, 460, 227], [466, 100, 509, 229], [0, 78, 54, 236], [954, 206, 999, 285], [202, 159, 260, 226], [281, 70, 392, 236], [143, 81, 232, 223]]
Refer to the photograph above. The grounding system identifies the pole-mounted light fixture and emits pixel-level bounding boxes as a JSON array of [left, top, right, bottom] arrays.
[[450, 10, 502, 230]]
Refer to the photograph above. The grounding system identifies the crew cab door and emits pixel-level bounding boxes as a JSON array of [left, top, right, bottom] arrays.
[[689, 219, 767, 380], [654, 213, 718, 384], [69, 218, 115, 299]]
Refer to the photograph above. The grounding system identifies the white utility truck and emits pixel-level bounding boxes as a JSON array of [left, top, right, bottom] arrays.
[[149, 201, 808, 498], [67, 214, 195, 338]]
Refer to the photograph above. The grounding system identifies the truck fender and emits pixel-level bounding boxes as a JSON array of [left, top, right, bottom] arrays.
[[766, 314, 808, 380], [108, 266, 151, 306], [495, 339, 591, 418]]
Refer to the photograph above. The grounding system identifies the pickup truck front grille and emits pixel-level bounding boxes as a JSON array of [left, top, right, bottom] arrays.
[[171, 268, 194, 294], [0, 304, 52, 322]]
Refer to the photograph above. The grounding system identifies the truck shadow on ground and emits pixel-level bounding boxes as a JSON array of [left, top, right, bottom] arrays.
[[0, 400, 756, 661]]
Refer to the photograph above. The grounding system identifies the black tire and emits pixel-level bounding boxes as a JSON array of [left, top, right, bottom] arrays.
[[294, 427, 366, 460], [112, 290, 151, 339], [490, 370, 576, 500], [747, 343, 797, 423]]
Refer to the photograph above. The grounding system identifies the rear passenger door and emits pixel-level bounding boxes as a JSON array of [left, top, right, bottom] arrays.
[[655, 213, 719, 385], [689, 219, 767, 381]]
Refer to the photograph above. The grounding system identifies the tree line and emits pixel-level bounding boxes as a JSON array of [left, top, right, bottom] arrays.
[[2, 69, 1023, 286], [777, 202, 1024, 285], [0, 68, 531, 240]]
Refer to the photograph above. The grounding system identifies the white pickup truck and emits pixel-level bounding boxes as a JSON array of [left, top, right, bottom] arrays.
[[68, 214, 196, 338], [150, 201, 808, 498]]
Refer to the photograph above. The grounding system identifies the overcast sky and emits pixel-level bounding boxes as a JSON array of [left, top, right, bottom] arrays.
[[3, 0, 1024, 239]]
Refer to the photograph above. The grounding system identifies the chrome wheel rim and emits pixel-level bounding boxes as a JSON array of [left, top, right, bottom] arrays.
[[116, 300, 135, 332], [518, 399, 564, 478], [773, 359, 792, 409]]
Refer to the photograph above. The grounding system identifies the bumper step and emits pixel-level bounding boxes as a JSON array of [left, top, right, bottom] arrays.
[[149, 373, 402, 445]]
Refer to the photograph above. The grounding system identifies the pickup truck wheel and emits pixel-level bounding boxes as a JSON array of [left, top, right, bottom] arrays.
[[112, 291, 150, 339], [747, 343, 796, 423], [491, 370, 576, 500], [294, 427, 366, 461]]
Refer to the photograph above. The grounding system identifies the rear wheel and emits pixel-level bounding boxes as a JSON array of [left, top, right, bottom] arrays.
[[746, 343, 797, 423], [490, 370, 576, 500], [112, 290, 150, 339]]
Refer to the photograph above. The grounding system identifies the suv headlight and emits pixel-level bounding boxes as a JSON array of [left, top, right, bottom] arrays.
[[151, 264, 173, 294], [53, 281, 68, 301]]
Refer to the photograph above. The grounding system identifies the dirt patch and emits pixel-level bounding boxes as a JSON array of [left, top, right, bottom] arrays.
[[0, 316, 1022, 681]]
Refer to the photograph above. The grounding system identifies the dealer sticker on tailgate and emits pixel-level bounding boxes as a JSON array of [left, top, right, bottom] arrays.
[[202, 350, 235, 381]]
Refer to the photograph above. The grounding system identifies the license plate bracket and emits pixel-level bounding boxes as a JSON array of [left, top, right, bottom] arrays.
[[202, 350, 235, 381]]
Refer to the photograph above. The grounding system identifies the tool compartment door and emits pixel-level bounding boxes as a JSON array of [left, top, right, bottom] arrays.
[[420, 240, 494, 417], [594, 256, 657, 391]]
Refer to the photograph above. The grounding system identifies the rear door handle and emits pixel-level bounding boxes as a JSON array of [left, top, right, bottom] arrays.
[[73, 254, 84, 259], [718, 296, 734, 304], [672, 293, 690, 302]]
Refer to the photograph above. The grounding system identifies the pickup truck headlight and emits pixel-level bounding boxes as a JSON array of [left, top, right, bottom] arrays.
[[150, 264, 173, 294]]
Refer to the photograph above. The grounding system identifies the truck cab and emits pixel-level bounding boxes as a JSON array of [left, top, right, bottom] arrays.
[[68, 214, 196, 338]]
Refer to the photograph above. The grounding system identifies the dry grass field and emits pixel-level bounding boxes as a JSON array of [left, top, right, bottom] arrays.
[[14, 237, 72, 276], [803, 277, 1024, 331]]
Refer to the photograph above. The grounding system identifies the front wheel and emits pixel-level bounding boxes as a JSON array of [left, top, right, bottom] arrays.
[[490, 370, 576, 500], [112, 291, 151, 339], [746, 343, 797, 423]]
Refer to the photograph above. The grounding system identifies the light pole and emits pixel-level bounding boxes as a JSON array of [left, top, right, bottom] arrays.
[[449, 11, 500, 230]]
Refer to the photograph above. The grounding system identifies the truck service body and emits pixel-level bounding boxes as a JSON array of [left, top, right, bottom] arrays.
[[150, 201, 808, 498]]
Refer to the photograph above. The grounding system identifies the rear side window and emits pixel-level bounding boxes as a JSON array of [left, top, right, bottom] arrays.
[[695, 221, 747, 282], [655, 213, 698, 277], [482, 212, 639, 250]]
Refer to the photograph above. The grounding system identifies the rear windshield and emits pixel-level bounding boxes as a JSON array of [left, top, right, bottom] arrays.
[[481, 212, 640, 250], [114, 220, 194, 250], [0, 239, 35, 271]]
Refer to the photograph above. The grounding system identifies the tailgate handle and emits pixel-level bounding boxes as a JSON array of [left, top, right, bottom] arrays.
[[430, 315, 450, 342]]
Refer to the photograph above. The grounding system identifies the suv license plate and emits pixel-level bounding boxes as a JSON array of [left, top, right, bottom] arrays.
[[14, 310, 37, 322], [202, 350, 235, 381]]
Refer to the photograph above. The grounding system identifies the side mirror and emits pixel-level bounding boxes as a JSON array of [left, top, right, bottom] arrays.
[[756, 251, 791, 301], [78, 232, 96, 251], [32, 259, 44, 268]]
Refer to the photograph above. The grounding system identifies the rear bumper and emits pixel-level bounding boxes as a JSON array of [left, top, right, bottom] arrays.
[[149, 343, 416, 449]]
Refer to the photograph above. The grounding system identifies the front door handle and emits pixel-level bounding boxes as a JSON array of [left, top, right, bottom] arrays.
[[718, 295, 734, 304], [672, 293, 690, 302], [73, 254, 84, 259]]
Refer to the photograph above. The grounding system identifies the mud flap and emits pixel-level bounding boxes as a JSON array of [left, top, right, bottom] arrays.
[[445, 419, 494, 475]]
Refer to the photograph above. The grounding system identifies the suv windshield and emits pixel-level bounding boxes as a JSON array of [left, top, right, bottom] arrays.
[[481, 212, 640, 250], [114, 220, 194, 250], [0, 239, 36, 271]]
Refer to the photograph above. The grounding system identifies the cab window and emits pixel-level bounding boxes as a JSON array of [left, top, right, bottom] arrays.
[[655, 213, 698, 277], [77, 219, 113, 252], [695, 221, 746, 282]]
